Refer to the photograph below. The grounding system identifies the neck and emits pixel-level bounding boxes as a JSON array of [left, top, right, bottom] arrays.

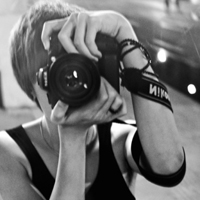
[[86, 125, 97, 146], [40, 116, 60, 154], [40, 116, 98, 155]]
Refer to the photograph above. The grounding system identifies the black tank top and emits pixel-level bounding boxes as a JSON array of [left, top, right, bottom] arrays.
[[6, 122, 136, 200]]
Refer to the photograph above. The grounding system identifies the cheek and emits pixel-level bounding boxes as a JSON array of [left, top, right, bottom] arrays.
[[33, 84, 52, 119]]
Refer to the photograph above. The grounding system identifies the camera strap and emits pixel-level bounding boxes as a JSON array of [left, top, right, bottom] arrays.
[[121, 68, 173, 112]]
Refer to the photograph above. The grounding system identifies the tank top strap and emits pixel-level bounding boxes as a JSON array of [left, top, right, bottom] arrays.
[[6, 126, 54, 200], [97, 122, 112, 146], [89, 122, 136, 200]]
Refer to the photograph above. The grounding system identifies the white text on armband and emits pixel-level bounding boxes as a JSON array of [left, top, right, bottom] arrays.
[[149, 84, 170, 101]]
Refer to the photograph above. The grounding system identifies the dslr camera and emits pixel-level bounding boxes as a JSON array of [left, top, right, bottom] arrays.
[[37, 34, 121, 108]]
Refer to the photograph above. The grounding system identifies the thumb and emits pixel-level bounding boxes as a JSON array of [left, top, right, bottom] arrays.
[[51, 100, 69, 124]]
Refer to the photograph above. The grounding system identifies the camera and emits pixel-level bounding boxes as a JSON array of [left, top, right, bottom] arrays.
[[37, 34, 121, 108]]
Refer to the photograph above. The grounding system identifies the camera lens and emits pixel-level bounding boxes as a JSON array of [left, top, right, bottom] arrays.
[[64, 70, 83, 89], [49, 53, 100, 107]]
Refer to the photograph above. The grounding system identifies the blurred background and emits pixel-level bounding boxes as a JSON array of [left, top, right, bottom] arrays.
[[0, 0, 200, 199]]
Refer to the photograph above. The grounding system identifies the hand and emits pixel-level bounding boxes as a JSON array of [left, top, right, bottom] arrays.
[[51, 77, 127, 130], [41, 10, 137, 61]]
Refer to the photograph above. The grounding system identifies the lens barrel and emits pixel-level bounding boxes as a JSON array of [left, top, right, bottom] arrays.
[[37, 34, 120, 108], [48, 53, 101, 107]]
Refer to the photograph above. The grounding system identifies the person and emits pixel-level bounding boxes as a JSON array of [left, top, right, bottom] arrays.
[[175, 0, 180, 9], [0, 0, 186, 200], [165, 0, 180, 11], [165, 0, 170, 9]]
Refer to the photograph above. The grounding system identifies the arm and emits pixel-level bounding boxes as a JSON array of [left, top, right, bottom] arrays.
[[0, 167, 44, 200], [0, 132, 44, 200], [125, 127, 186, 187], [120, 36, 185, 175], [40, 9, 185, 198], [92, 11, 185, 175], [47, 77, 127, 200], [50, 127, 86, 200]]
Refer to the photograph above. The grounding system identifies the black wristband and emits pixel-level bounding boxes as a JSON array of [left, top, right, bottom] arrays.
[[121, 68, 173, 112], [119, 39, 152, 71]]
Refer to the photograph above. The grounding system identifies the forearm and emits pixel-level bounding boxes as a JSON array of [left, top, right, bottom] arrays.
[[121, 39, 184, 174], [117, 27, 183, 173], [131, 93, 183, 173], [50, 127, 87, 200]]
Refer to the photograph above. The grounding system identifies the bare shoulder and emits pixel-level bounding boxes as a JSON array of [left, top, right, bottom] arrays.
[[0, 130, 42, 199], [0, 130, 30, 172], [0, 129, 33, 180]]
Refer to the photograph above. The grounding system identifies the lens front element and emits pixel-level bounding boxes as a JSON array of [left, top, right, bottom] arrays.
[[49, 53, 100, 107]]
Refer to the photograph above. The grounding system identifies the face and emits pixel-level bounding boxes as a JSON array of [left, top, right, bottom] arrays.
[[33, 83, 52, 120]]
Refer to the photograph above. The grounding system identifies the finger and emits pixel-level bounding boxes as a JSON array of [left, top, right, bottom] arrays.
[[98, 78, 117, 114], [99, 79, 127, 120], [85, 22, 102, 58], [58, 13, 79, 53], [41, 18, 67, 50], [109, 95, 123, 114], [51, 101, 69, 124], [99, 97, 127, 123], [84, 78, 109, 113], [110, 98, 127, 120], [73, 13, 99, 61]]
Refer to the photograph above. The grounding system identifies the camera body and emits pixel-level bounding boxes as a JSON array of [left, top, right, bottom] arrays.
[[37, 34, 120, 108]]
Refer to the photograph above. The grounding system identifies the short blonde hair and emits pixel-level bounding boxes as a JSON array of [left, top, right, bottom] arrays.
[[9, 0, 83, 101]]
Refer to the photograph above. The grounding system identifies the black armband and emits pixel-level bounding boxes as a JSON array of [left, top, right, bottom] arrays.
[[119, 39, 173, 112], [131, 131, 186, 187], [121, 68, 173, 112]]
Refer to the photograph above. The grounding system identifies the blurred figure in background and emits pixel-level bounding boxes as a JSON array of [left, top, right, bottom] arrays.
[[165, 0, 181, 11], [0, 0, 186, 200], [176, 0, 180, 9], [165, 0, 170, 9]]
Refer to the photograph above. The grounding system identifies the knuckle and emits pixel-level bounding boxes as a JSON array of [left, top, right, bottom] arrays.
[[41, 21, 50, 39], [109, 90, 117, 99], [57, 31, 65, 41], [88, 16, 97, 26], [51, 113, 61, 124], [111, 96, 123, 111], [79, 12, 88, 20], [73, 38, 82, 48], [100, 92, 109, 102], [43, 21, 50, 30], [50, 101, 68, 124], [85, 38, 93, 48], [115, 96, 123, 104], [69, 12, 78, 22]]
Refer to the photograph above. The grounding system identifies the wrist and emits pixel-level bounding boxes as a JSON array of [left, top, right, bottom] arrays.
[[123, 49, 148, 70], [121, 68, 173, 112], [58, 125, 88, 144], [119, 39, 150, 70], [115, 14, 136, 42]]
